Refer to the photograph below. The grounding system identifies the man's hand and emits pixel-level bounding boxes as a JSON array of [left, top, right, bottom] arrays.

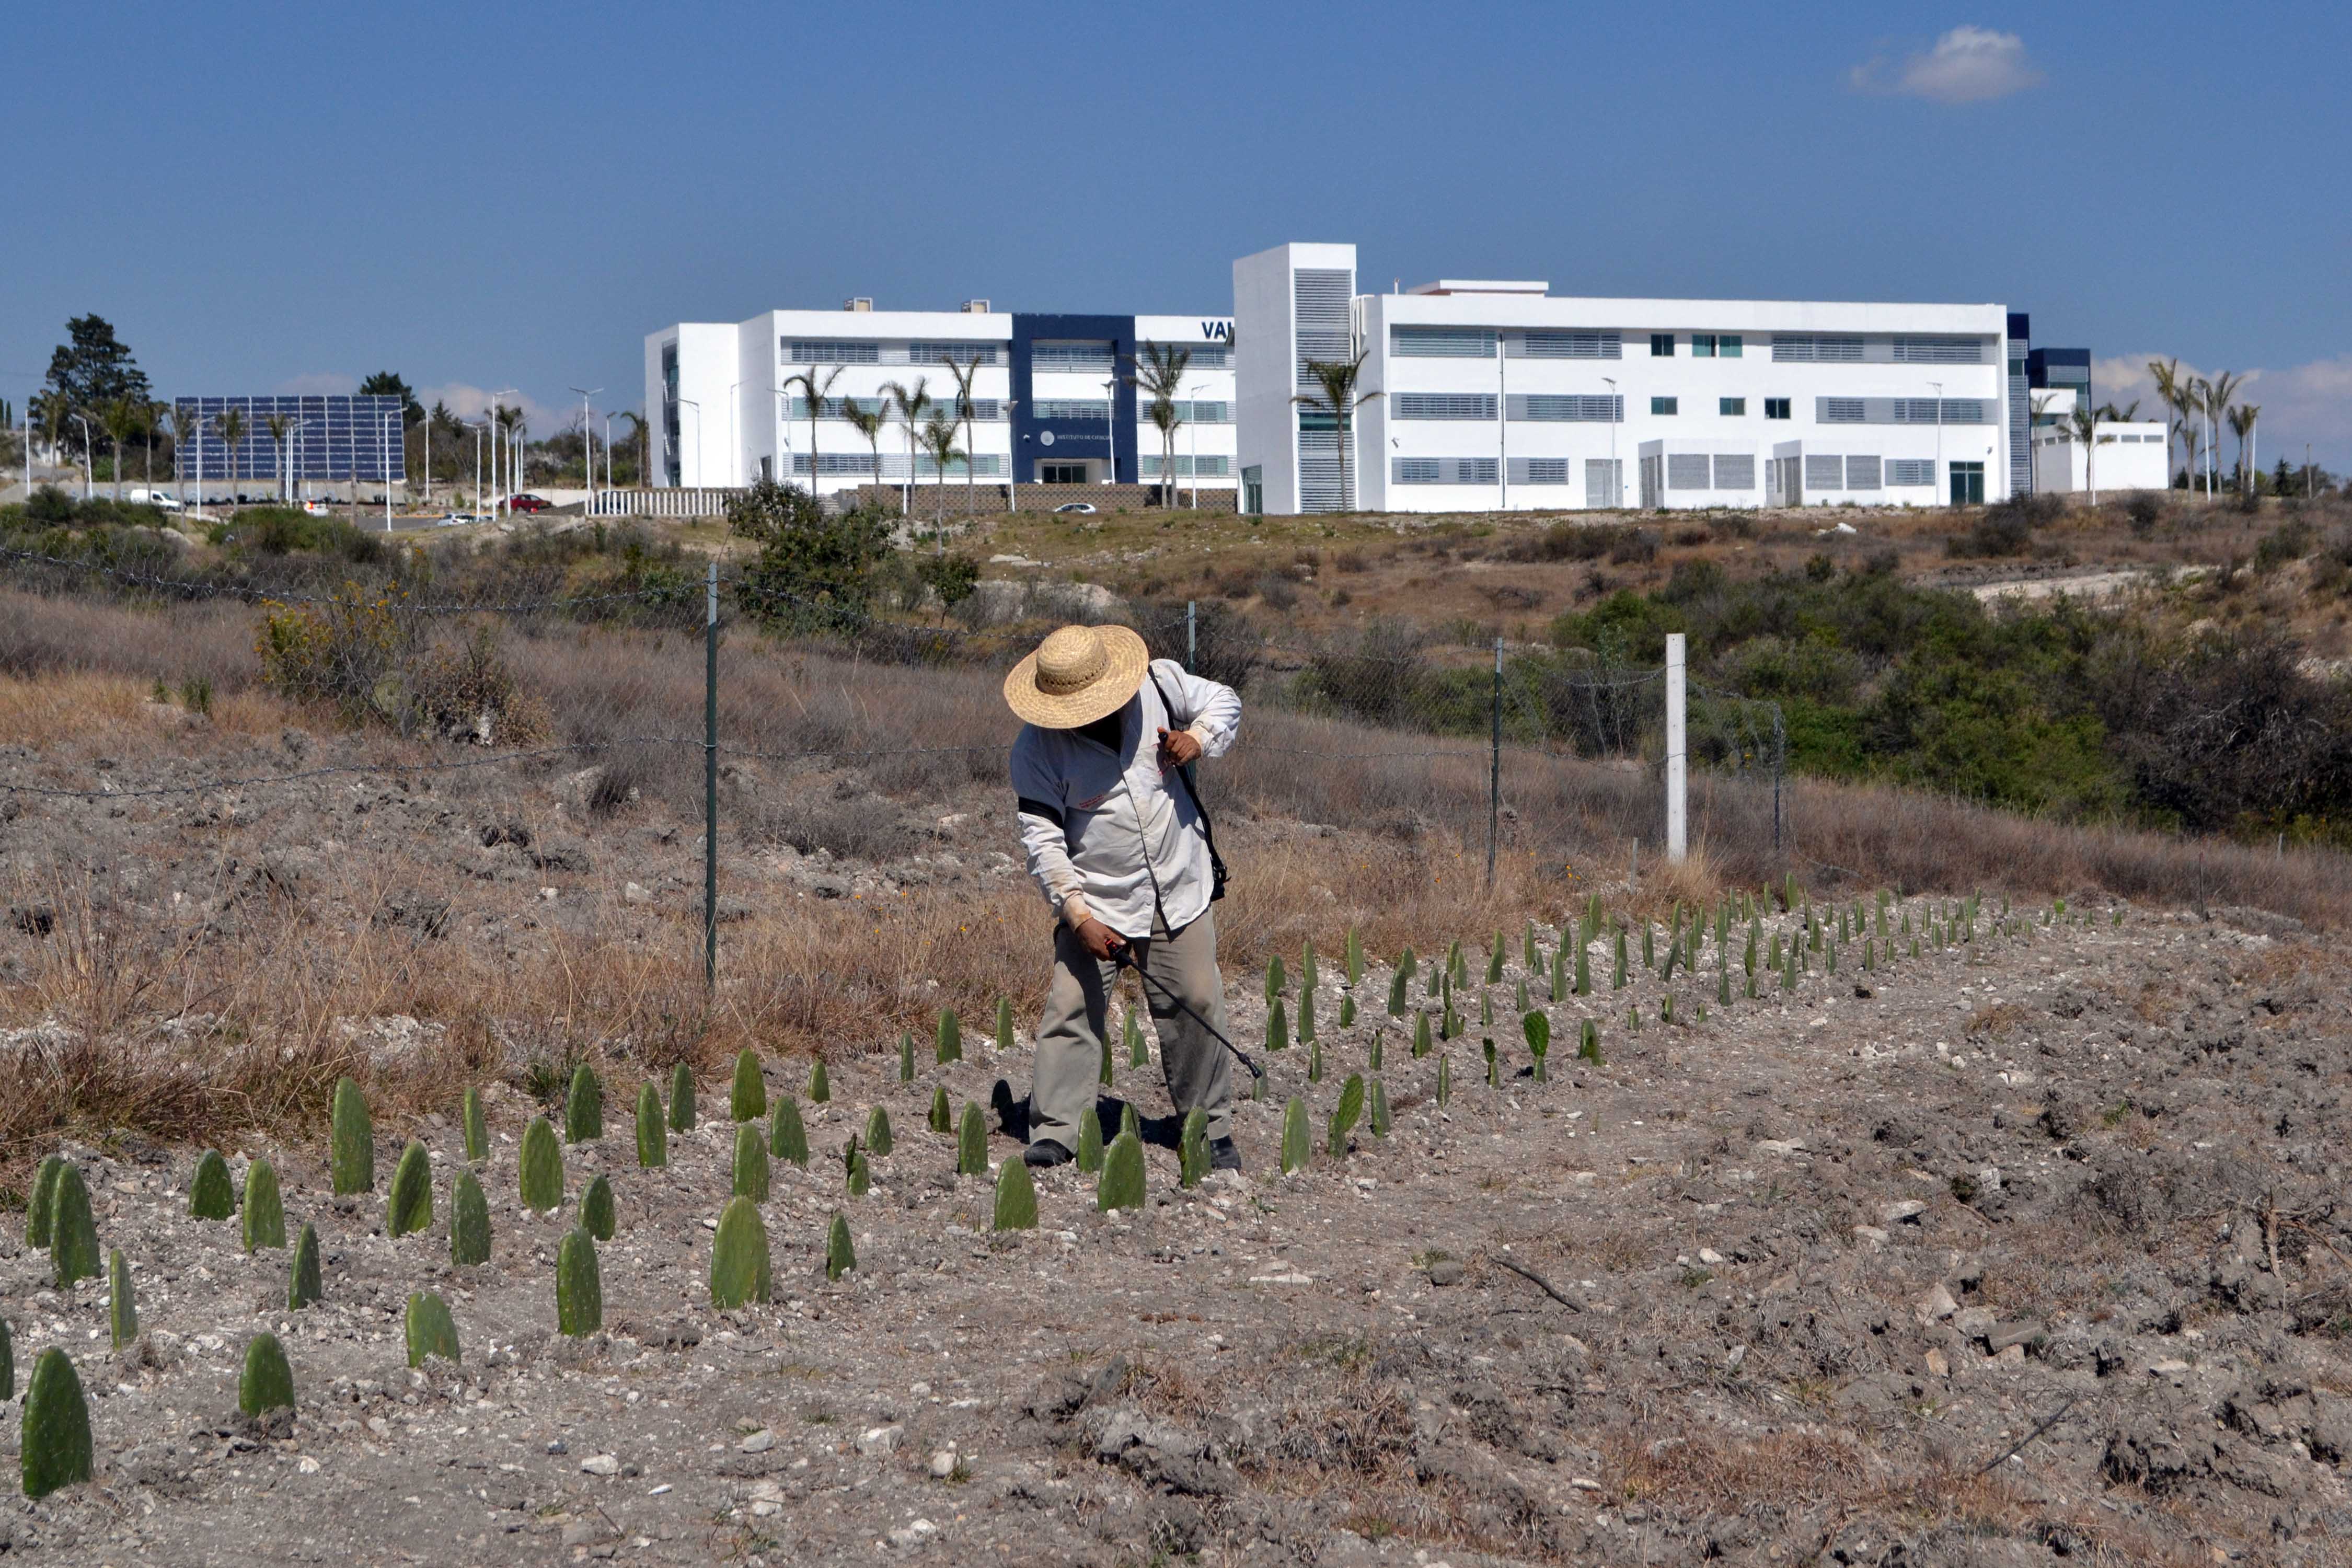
[[1157, 726, 1203, 770], [1074, 917, 1126, 962]]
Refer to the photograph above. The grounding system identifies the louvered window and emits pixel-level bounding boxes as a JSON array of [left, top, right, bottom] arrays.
[[1139, 342, 1230, 370], [1513, 395, 1621, 422], [788, 340, 881, 364], [1394, 458, 1440, 484], [1518, 330, 1621, 360], [1393, 457, 1496, 485], [1943, 400, 1985, 423], [1892, 336, 1982, 363], [1845, 455, 1882, 489], [1294, 268, 1354, 387], [1031, 342, 1115, 372], [1895, 399, 1941, 423], [910, 342, 999, 364], [1392, 327, 1496, 358], [1511, 457, 1570, 485], [1805, 455, 1846, 489], [1393, 393, 1497, 420], [1667, 454, 1712, 489], [1033, 400, 1109, 422], [1822, 399, 1865, 423], [1886, 459, 1935, 486], [1773, 335, 1863, 362], [1713, 454, 1756, 489]]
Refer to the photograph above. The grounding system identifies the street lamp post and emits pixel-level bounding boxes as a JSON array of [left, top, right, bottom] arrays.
[[489, 389, 517, 515], [603, 412, 619, 499], [1601, 376, 1619, 508], [570, 386, 602, 512], [381, 412, 396, 531], [69, 413, 94, 499], [1929, 381, 1944, 504], [1497, 329, 1508, 511]]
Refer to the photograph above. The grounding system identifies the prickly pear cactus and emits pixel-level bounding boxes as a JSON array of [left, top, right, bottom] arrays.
[[564, 1063, 602, 1144], [733, 1123, 769, 1202], [771, 1094, 809, 1167], [581, 1174, 617, 1241], [729, 1050, 766, 1122], [518, 1116, 564, 1213], [994, 1155, 1039, 1231], [555, 1228, 602, 1336], [243, 1159, 285, 1252], [387, 1139, 433, 1239], [710, 1196, 770, 1308], [329, 1077, 374, 1195], [451, 1169, 491, 1266], [1097, 1131, 1145, 1213], [405, 1291, 460, 1368], [637, 1082, 667, 1167], [668, 1062, 697, 1131], [189, 1150, 235, 1221]]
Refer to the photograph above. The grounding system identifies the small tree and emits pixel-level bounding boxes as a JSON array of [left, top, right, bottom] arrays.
[[212, 406, 249, 499], [782, 365, 844, 500], [2063, 401, 2103, 505], [839, 397, 889, 509], [2228, 403, 2258, 498], [263, 412, 296, 503], [919, 410, 964, 528], [99, 396, 142, 501], [727, 479, 894, 628], [941, 355, 983, 527], [171, 402, 205, 508], [881, 377, 931, 517], [1128, 343, 1191, 507], [1293, 349, 1380, 513]]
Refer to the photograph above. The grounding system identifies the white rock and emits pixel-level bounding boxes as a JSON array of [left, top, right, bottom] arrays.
[[1754, 1139, 1806, 1156], [1880, 1199, 1927, 1225], [736, 1429, 775, 1453], [1917, 1283, 1958, 1324], [857, 1423, 903, 1456], [1852, 1225, 1890, 1248], [928, 1449, 958, 1478], [887, 1519, 939, 1549], [624, 882, 651, 905], [1697, 1248, 1726, 1266], [580, 1453, 620, 1475]]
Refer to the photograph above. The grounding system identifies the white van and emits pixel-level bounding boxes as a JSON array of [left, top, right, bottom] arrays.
[[128, 488, 186, 513]]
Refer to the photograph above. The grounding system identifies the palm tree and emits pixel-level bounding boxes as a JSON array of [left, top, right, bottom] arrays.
[[144, 398, 169, 490], [99, 396, 142, 501], [2195, 372, 2242, 497], [2148, 358, 2185, 489], [782, 365, 844, 499], [2228, 404, 2260, 498], [881, 377, 931, 517], [940, 355, 983, 525], [2063, 401, 2104, 505], [839, 397, 889, 506], [263, 412, 296, 503], [170, 402, 206, 509], [212, 406, 248, 505], [919, 410, 964, 527], [1292, 349, 1381, 514], [1128, 343, 1191, 507]]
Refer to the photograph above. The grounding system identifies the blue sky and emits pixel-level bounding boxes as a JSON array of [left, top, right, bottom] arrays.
[[6, 1, 2349, 466]]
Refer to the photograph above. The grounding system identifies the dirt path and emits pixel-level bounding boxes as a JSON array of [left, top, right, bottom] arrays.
[[7, 897, 2348, 1565]]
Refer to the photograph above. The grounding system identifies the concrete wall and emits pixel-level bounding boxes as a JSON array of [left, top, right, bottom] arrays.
[[2033, 421, 2169, 494]]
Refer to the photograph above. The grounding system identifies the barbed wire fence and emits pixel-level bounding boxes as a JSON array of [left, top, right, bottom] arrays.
[[0, 541, 1789, 987]]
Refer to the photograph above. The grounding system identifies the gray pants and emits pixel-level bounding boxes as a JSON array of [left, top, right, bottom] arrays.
[[1030, 908, 1233, 1149]]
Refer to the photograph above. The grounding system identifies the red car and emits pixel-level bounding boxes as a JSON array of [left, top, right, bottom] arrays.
[[506, 493, 552, 513]]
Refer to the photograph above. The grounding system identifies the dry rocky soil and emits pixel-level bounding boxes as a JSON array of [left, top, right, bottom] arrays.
[[5, 741, 2352, 1565]]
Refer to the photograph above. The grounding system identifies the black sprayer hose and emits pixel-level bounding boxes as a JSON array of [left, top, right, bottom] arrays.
[[1107, 944, 1266, 1080]]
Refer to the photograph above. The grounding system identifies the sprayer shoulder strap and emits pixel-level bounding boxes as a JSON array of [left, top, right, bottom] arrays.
[[1147, 668, 1227, 898]]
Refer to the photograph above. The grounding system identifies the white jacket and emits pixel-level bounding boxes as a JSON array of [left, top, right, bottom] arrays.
[[1010, 659, 1241, 939]]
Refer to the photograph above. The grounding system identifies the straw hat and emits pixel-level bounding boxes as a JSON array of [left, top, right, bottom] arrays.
[[1003, 624, 1151, 729]]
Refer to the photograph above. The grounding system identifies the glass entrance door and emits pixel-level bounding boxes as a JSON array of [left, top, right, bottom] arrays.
[[1948, 462, 1985, 505]]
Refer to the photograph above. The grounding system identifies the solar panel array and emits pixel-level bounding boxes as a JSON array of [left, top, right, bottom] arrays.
[[172, 396, 408, 483]]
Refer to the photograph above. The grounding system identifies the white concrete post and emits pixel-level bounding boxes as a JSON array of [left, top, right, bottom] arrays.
[[1665, 632, 1688, 864]]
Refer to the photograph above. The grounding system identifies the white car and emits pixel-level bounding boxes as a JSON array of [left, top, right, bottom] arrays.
[[302, 499, 334, 516], [1053, 501, 1098, 515], [128, 489, 186, 513], [436, 512, 487, 527]]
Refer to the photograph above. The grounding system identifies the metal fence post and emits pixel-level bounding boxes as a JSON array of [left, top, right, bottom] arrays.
[[1186, 599, 1196, 673], [1771, 704, 1785, 857], [1487, 636, 1502, 886], [1665, 632, 1687, 864], [705, 560, 719, 991]]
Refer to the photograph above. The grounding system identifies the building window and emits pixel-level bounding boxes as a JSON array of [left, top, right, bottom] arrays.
[[1392, 327, 1496, 358], [1518, 330, 1622, 360], [1392, 393, 1498, 420], [1032, 399, 1110, 423], [1143, 342, 1229, 370], [1719, 397, 1746, 417], [1667, 454, 1711, 489], [787, 339, 882, 364], [909, 342, 1000, 365], [1651, 396, 1678, 415], [1822, 398, 1866, 423], [1650, 333, 1675, 357], [1512, 394, 1622, 422], [1886, 459, 1935, 486], [1720, 334, 1743, 358], [1031, 341, 1115, 372], [1507, 457, 1570, 485], [1949, 461, 1985, 504], [1242, 464, 1263, 514], [1392, 456, 1497, 485], [1713, 454, 1756, 489], [1845, 455, 1882, 489], [1040, 463, 1090, 485], [1772, 335, 1864, 363], [1692, 334, 1716, 358], [1892, 336, 1983, 364], [1764, 398, 1791, 420], [1805, 455, 1844, 490]]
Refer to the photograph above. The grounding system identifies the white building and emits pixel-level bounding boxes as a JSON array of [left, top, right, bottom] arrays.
[[645, 302, 1235, 501], [1235, 241, 2016, 514]]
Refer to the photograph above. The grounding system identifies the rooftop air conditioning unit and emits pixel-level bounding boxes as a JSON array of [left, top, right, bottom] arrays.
[[961, 299, 990, 314], [844, 297, 873, 312]]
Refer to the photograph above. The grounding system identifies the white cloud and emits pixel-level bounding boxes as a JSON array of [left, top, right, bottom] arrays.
[[2090, 353, 2352, 473], [1851, 26, 2043, 104], [419, 382, 559, 435]]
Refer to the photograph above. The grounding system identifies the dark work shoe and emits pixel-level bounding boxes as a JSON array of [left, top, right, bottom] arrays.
[[1023, 1139, 1074, 1169], [1208, 1136, 1242, 1172]]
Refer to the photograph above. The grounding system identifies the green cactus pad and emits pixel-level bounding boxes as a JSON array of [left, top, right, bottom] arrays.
[[1339, 994, 1356, 1029], [450, 1169, 491, 1265], [995, 996, 1016, 1054], [1, 1316, 11, 1401], [730, 1051, 766, 1121], [405, 1290, 460, 1367], [847, 1147, 870, 1197], [581, 1174, 617, 1241], [1299, 988, 1316, 1045], [27, 1154, 65, 1248], [49, 1162, 100, 1289], [1368, 1032, 1384, 1071], [329, 1077, 374, 1195], [1345, 926, 1365, 988], [956, 1102, 987, 1177], [1076, 1106, 1104, 1173], [1178, 1108, 1210, 1189], [805, 1057, 831, 1104], [668, 1062, 697, 1131], [864, 1104, 894, 1157], [771, 1095, 809, 1167], [826, 1211, 856, 1280], [564, 1063, 603, 1143], [1578, 1018, 1604, 1064], [928, 1083, 951, 1134], [20, 1348, 93, 1498], [387, 1139, 434, 1239], [1097, 1131, 1146, 1212], [189, 1149, 235, 1220], [732, 1123, 770, 1202], [993, 1155, 1039, 1230], [1436, 1055, 1451, 1108], [1412, 1012, 1432, 1058], [1266, 997, 1288, 1052], [1279, 1096, 1310, 1174], [1307, 1037, 1323, 1083], [897, 1031, 915, 1082], [936, 1008, 961, 1064], [1369, 1078, 1391, 1137], [710, 1196, 771, 1308], [636, 1082, 667, 1167], [462, 1087, 489, 1162], [1126, 1008, 1147, 1067], [242, 1159, 285, 1252], [518, 1116, 564, 1213], [1329, 1074, 1365, 1156], [555, 1228, 602, 1336], [107, 1248, 136, 1349], [289, 1222, 323, 1309]]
